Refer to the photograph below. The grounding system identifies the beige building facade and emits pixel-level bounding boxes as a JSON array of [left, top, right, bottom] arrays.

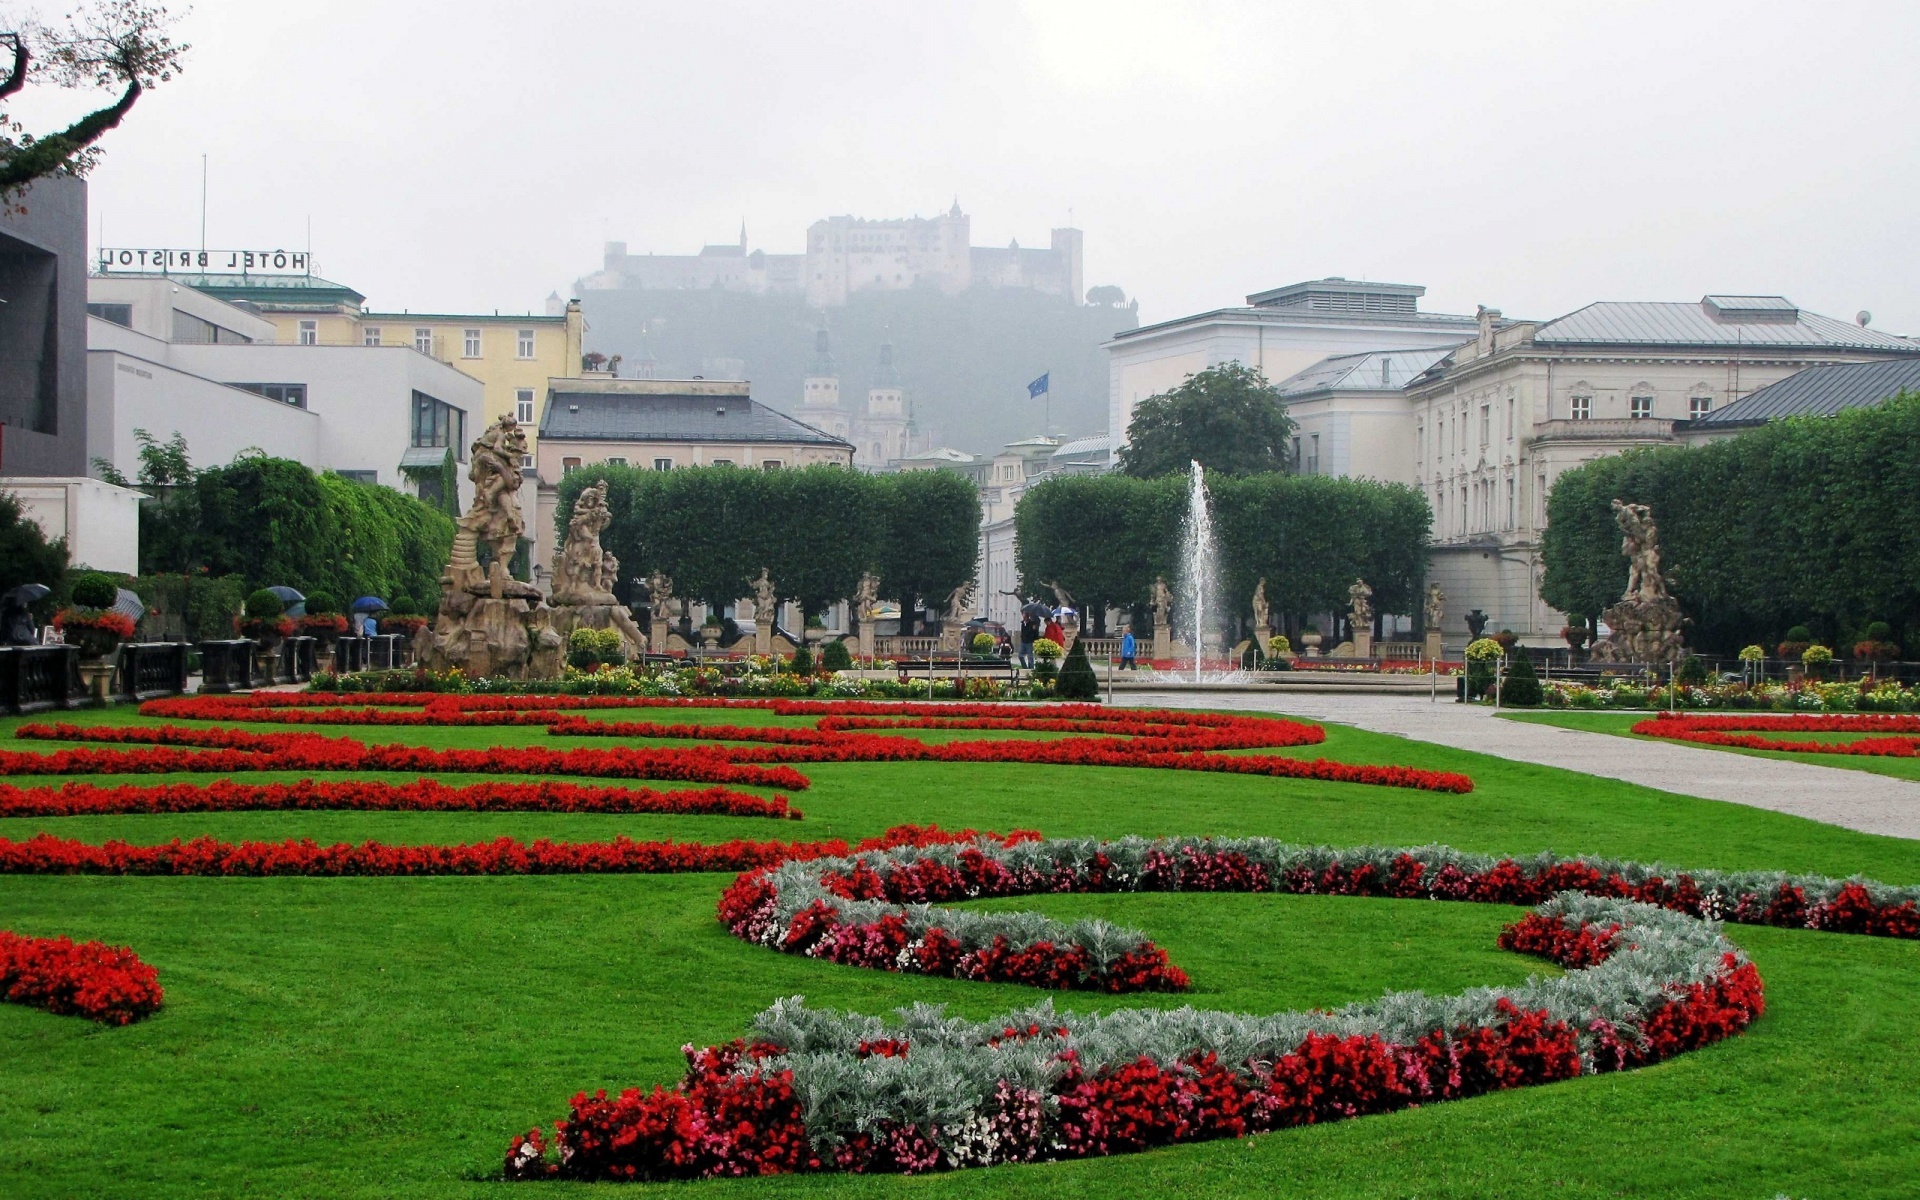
[[1411, 297, 1920, 646]]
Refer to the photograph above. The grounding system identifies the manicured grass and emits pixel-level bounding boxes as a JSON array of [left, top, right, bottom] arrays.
[[2, 704, 1917, 1198], [1499, 709, 1920, 781]]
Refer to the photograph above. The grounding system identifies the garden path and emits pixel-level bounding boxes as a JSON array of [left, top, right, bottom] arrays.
[[1114, 691, 1920, 840]]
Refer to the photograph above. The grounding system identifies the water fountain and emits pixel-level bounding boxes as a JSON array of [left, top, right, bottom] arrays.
[[1177, 461, 1222, 683]]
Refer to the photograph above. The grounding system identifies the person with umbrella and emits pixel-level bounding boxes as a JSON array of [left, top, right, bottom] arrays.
[[1017, 599, 1046, 669], [351, 596, 388, 638], [0, 584, 49, 645]]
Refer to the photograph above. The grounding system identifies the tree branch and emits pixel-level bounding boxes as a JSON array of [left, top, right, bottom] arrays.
[[0, 77, 139, 192], [0, 34, 27, 101]]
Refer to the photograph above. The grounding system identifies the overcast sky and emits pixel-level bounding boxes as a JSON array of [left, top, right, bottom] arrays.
[[21, 0, 1920, 331]]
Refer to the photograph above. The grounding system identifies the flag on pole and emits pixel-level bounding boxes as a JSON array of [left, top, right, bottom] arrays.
[[1027, 372, 1050, 399]]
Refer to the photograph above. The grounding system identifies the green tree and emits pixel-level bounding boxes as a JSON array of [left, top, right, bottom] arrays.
[[1015, 473, 1182, 635], [874, 470, 980, 635], [1117, 362, 1296, 478], [1055, 632, 1099, 699], [0, 490, 68, 596], [0, 2, 189, 198]]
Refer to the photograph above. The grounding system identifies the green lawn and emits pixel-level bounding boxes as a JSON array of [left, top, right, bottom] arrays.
[[1499, 709, 1920, 781], [2, 704, 1916, 1198]]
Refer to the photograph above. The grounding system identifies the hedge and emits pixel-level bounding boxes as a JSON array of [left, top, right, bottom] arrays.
[[1541, 393, 1920, 654]]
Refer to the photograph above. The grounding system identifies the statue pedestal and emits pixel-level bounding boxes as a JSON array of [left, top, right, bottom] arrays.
[[857, 624, 875, 662], [1254, 623, 1272, 657], [1354, 630, 1373, 659], [1152, 619, 1171, 662], [1593, 596, 1684, 663], [1425, 630, 1444, 664], [427, 597, 533, 680]]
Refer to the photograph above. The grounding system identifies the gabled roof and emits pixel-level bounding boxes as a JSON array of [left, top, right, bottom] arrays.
[[540, 379, 851, 447], [1276, 346, 1459, 396], [1692, 359, 1920, 426], [1535, 298, 1915, 351]]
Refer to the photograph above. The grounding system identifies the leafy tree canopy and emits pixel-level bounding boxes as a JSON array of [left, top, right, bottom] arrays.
[[1, 1, 189, 199], [1117, 361, 1297, 479], [0, 489, 68, 596]]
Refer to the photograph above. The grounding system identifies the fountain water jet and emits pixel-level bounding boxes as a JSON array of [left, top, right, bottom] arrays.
[[1177, 461, 1222, 683]]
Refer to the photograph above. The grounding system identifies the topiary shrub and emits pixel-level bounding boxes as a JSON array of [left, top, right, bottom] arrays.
[[1464, 637, 1504, 700], [244, 589, 285, 620], [971, 632, 996, 656], [789, 643, 813, 675], [70, 572, 119, 610], [390, 595, 420, 617], [1777, 625, 1813, 659], [1056, 634, 1099, 700], [566, 627, 626, 671], [304, 591, 338, 616], [1500, 652, 1543, 706], [819, 639, 853, 671]]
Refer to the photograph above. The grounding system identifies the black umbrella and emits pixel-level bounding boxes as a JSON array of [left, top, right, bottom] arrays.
[[1019, 600, 1052, 621], [2, 584, 51, 606], [267, 586, 307, 617]]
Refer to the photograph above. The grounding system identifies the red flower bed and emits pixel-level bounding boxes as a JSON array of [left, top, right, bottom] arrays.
[[27, 696, 1476, 796], [0, 824, 1008, 879], [0, 930, 163, 1024], [53, 609, 138, 639], [0, 778, 797, 820], [1632, 712, 1920, 758]]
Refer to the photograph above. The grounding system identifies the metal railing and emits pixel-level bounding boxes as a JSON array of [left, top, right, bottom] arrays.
[[117, 642, 190, 701], [0, 645, 82, 713]]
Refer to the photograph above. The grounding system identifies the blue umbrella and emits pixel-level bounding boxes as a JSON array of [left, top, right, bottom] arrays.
[[267, 585, 307, 617], [350, 596, 389, 614]]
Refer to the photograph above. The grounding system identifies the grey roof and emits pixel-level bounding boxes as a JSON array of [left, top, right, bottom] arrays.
[[1693, 358, 1920, 426], [540, 387, 851, 446], [1276, 346, 1459, 396], [1246, 277, 1425, 313], [1536, 298, 1917, 351], [1050, 433, 1111, 459]]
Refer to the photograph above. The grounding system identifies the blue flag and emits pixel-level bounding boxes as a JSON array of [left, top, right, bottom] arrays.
[[1027, 372, 1050, 399]]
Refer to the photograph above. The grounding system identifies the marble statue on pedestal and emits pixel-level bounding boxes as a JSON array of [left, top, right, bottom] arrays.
[[1150, 574, 1172, 661], [854, 571, 879, 661], [1590, 500, 1685, 663]]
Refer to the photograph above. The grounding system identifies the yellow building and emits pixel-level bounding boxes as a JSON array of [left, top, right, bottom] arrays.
[[188, 274, 583, 466]]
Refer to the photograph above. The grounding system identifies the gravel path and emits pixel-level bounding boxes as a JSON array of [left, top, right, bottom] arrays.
[[1114, 691, 1920, 840]]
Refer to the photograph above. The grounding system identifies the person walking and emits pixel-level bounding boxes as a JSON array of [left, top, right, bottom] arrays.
[[1018, 614, 1039, 668], [1044, 616, 1065, 647], [1119, 628, 1137, 670]]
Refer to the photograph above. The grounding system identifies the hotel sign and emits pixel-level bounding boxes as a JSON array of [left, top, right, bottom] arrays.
[[97, 247, 312, 275]]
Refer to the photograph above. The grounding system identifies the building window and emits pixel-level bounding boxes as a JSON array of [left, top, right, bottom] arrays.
[[710, 458, 734, 467], [515, 388, 535, 424], [363, 327, 382, 347], [653, 457, 673, 471], [87, 302, 133, 327], [411, 390, 467, 457], [517, 329, 536, 358], [762, 459, 783, 470], [414, 327, 433, 355], [233, 382, 308, 409], [1479, 405, 1490, 448], [604, 456, 627, 467], [562, 457, 582, 475], [521, 454, 534, 468], [1570, 394, 1592, 421], [298, 320, 318, 346], [1630, 393, 1653, 420], [1506, 397, 1515, 438], [1307, 434, 1320, 475], [462, 328, 482, 358], [336, 470, 378, 485], [1690, 394, 1713, 420], [1538, 473, 1549, 526], [1290, 436, 1302, 471]]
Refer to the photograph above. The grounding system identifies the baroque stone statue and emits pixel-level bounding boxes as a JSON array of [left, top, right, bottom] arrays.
[[1590, 499, 1685, 663], [551, 481, 620, 606], [752, 567, 778, 620], [1150, 576, 1171, 626], [1347, 578, 1374, 629], [854, 572, 880, 620], [939, 579, 976, 653], [1251, 578, 1269, 634], [1424, 583, 1446, 629]]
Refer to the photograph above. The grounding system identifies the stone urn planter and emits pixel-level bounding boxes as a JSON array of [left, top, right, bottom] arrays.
[[1300, 629, 1324, 656]]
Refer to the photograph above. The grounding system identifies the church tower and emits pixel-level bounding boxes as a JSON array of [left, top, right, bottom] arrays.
[[854, 336, 909, 468], [798, 317, 851, 440]]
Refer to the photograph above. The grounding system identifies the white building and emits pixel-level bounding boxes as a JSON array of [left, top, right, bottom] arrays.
[[1105, 278, 1478, 464], [1272, 347, 1455, 481], [1409, 298, 1920, 645], [2, 476, 143, 573], [85, 275, 485, 510]]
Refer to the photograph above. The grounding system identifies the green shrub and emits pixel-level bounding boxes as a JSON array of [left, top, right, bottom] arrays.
[[1033, 637, 1063, 661], [70, 572, 119, 610], [304, 591, 339, 616], [819, 639, 853, 671], [566, 626, 626, 670], [1056, 635, 1099, 700], [390, 595, 419, 617], [789, 643, 813, 675], [244, 589, 284, 619], [1784, 625, 1813, 643], [1500, 652, 1543, 706], [1864, 621, 1894, 642], [970, 632, 996, 655], [1675, 654, 1711, 686], [0, 491, 68, 598]]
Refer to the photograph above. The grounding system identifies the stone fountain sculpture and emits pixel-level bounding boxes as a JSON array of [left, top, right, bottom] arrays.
[[1150, 575, 1172, 661], [547, 480, 647, 655], [421, 419, 640, 679], [1589, 499, 1684, 663], [938, 578, 976, 655], [1345, 577, 1375, 658], [1251, 578, 1272, 654]]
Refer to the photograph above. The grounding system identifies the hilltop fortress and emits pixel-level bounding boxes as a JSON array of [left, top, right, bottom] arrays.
[[581, 202, 1084, 309]]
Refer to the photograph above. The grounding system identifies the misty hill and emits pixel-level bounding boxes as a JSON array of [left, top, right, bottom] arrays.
[[576, 287, 1139, 454]]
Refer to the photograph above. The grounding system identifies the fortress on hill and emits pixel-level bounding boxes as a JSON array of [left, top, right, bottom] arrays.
[[581, 202, 1085, 309]]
